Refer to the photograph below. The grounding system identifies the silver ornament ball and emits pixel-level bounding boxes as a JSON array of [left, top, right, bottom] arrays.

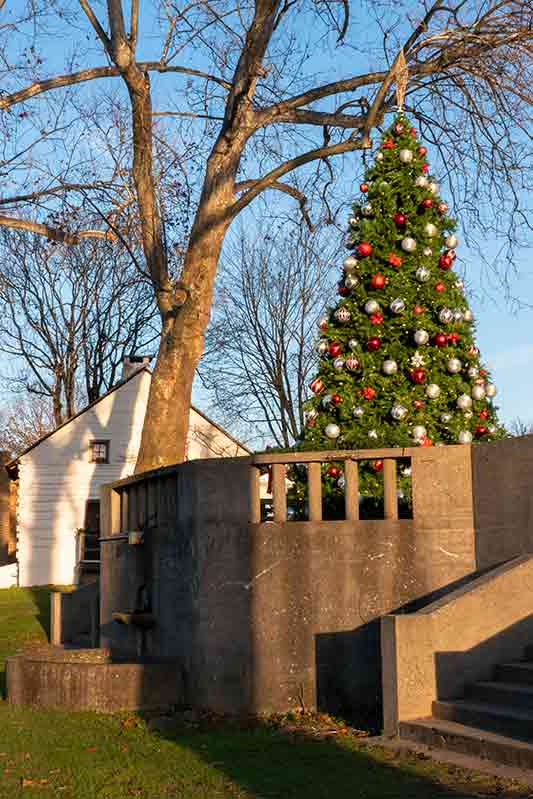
[[457, 393, 472, 410], [439, 308, 454, 324], [368, 429, 378, 439], [325, 423, 341, 440], [441, 413, 452, 423], [333, 357, 345, 371], [416, 266, 431, 283], [415, 176, 428, 188], [455, 279, 465, 291], [348, 338, 359, 350], [382, 359, 398, 375], [390, 297, 406, 314], [471, 384, 486, 401], [413, 425, 427, 442], [463, 309, 474, 322], [345, 275, 359, 290], [445, 234, 459, 249], [317, 339, 329, 355], [353, 406, 364, 418], [322, 394, 332, 407], [334, 307, 351, 323], [447, 357, 462, 374], [458, 430, 473, 444], [426, 383, 441, 399], [343, 255, 358, 272], [361, 203, 373, 217], [376, 152, 384, 161], [428, 181, 439, 195], [414, 329, 429, 345], [423, 247, 433, 257], [364, 299, 380, 315], [485, 383, 497, 398], [424, 222, 438, 237], [467, 366, 479, 379], [399, 148, 414, 163], [401, 236, 417, 253], [391, 403, 408, 421]]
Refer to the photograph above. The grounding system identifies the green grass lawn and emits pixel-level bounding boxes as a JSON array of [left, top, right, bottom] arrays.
[[0, 586, 531, 799]]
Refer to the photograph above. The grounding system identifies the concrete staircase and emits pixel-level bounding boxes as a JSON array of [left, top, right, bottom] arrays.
[[399, 645, 533, 768]]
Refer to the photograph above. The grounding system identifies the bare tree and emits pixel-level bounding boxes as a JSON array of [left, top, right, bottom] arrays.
[[509, 418, 533, 437], [0, 1, 530, 469], [0, 231, 158, 424], [0, 394, 55, 457], [201, 222, 338, 448]]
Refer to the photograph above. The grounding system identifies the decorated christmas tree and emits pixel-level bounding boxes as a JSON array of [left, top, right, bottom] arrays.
[[300, 113, 505, 498]]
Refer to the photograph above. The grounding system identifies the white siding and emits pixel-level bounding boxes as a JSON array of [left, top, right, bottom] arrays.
[[16, 370, 249, 586]]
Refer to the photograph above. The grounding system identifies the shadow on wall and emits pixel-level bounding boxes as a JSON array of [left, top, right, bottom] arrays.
[[18, 373, 148, 588], [435, 614, 533, 705]]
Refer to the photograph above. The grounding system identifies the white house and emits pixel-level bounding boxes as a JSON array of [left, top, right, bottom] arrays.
[[2, 360, 249, 587]]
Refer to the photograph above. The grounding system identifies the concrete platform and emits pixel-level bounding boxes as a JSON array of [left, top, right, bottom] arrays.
[[6, 647, 183, 713]]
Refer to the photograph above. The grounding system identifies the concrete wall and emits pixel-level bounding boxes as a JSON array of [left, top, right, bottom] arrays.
[[472, 437, 533, 568], [100, 446, 482, 716], [382, 555, 533, 734]]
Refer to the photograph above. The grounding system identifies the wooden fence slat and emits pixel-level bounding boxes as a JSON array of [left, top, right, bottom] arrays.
[[272, 463, 287, 523], [344, 460, 359, 521], [383, 459, 398, 520], [252, 447, 413, 465], [307, 462, 322, 522]]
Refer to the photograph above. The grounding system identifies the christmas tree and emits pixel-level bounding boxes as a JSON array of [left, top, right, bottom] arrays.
[[300, 114, 504, 498]]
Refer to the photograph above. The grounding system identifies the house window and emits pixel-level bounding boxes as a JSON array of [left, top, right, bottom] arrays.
[[90, 440, 110, 464]]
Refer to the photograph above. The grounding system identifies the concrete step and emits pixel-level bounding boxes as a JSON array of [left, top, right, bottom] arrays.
[[432, 699, 533, 741], [467, 681, 533, 710], [496, 662, 533, 686], [399, 717, 533, 769]]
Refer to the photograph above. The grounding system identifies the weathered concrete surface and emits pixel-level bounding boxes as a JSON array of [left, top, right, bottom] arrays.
[[381, 555, 533, 734], [99, 449, 479, 716], [50, 582, 99, 647], [6, 648, 183, 712], [472, 437, 533, 568]]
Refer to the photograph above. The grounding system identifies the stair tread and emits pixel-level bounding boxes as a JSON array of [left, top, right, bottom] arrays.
[[435, 699, 533, 721], [500, 662, 533, 670], [473, 680, 533, 694], [402, 717, 533, 751]]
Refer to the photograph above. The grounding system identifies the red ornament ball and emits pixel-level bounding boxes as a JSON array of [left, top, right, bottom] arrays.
[[369, 312, 384, 325], [327, 465, 340, 478], [362, 386, 376, 400], [319, 318, 328, 331], [479, 409, 489, 420], [309, 378, 324, 394], [448, 332, 460, 344], [435, 282, 446, 293], [338, 284, 349, 296], [479, 368, 487, 376], [411, 368, 426, 384], [413, 399, 424, 409], [367, 336, 382, 352], [360, 183, 369, 193], [418, 146, 428, 156], [370, 273, 387, 289], [328, 341, 342, 358], [373, 460, 384, 472], [434, 333, 448, 347], [394, 122, 404, 135], [388, 253, 402, 267], [420, 197, 433, 209], [394, 212, 407, 226], [413, 304, 425, 315], [358, 241, 373, 257], [422, 163, 429, 173], [331, 394, 343, 405], [382, 139, 395, 149], [439, 254, 453, 270], [410, 127, 417, 136], [475, 425, 488, 436], [420, 436, 433, 447]]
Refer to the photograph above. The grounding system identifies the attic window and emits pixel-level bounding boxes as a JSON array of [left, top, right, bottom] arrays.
[[90, 440, 109, 464]]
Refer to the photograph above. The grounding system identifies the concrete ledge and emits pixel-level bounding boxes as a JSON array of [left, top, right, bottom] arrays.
[[51, 582, 99, 646], [382, 554, 533, 734], [6, 649, 183, 712]]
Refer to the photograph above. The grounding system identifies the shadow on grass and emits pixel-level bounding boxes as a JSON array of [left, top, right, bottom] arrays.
[[150, 716, 527, 799], [27, 587, 53, 641]]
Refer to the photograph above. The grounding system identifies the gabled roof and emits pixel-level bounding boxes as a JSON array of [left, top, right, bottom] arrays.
[[6, 365, 249, 472]]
